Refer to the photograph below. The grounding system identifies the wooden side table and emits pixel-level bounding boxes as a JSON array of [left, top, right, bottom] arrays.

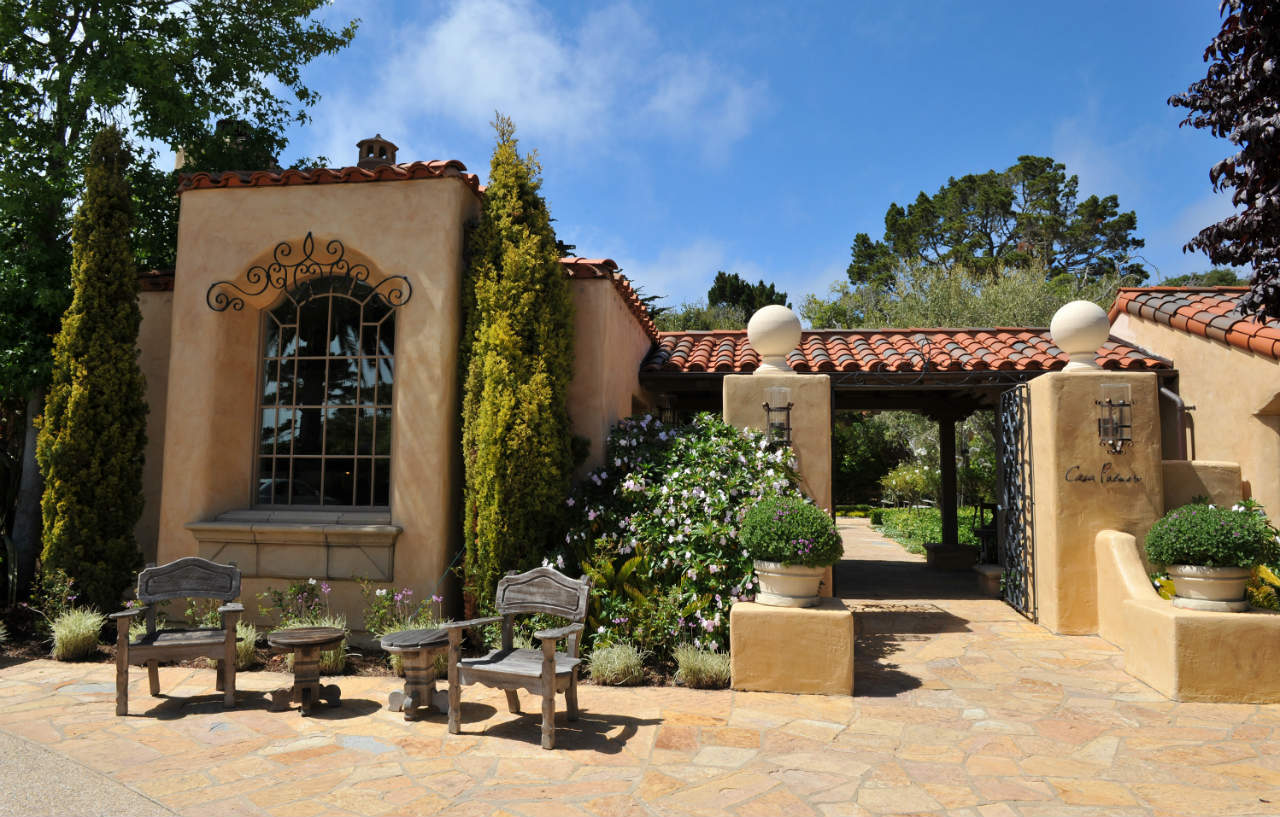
[[381, 628, 448, 720], [267, 627, 345, 716]]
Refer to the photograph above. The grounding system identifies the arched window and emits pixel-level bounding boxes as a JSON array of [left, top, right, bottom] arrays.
[[258, 277, 394, 506]]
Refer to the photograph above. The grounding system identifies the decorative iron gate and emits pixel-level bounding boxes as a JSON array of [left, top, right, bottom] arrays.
[[998, 383, 1036, 620]]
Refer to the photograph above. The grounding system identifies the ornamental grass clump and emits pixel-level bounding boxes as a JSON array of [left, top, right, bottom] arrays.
[[673, 643, 730, 689], [51, 607, 105, 661], [1145, 502, 1279, 568], [587, 642, 646, 686], [235, 621, 259, 671], [564, 412, 803, 657], [740, 494, 843, 567]]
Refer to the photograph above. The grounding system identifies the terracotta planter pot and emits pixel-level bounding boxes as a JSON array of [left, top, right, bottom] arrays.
[[1168, 564, 1251, 611], [753, 560, 824, 608]]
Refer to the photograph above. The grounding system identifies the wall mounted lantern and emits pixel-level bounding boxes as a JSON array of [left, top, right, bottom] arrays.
[[762, 386, 793, 446], [1096, 382, 1133, 455]]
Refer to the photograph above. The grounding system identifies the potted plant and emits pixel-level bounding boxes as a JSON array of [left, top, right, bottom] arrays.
[[740, 494, 844, 607], [1145, 502, 1280, 611]]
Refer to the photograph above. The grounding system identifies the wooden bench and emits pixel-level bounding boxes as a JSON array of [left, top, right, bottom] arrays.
[[443, 567, 590, 749], [109, 557, 243, 716]]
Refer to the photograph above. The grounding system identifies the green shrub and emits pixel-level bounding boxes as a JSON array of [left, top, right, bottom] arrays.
[[877, 507, 981, 551], [740, 494, 843, 567], [673, 643, 730, 689], [51, 607, 104, 660], [235, 621, 259, 671], [565, 413, 804, 657], [462, 115, 575, 610], [588, 642, 646, 685], [869, 509, 884, 526], [257, 578, 332, 626], [37, 127, 146, 613], [879, 462, 940, 507], [1145, 503, 1279, 568]]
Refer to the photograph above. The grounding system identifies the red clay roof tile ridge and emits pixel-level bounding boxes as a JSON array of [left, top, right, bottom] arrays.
[[177, 159, 482, 196]]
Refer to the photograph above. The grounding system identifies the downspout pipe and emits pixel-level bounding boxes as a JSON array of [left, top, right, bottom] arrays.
[[1159, 387, 1195, 461]]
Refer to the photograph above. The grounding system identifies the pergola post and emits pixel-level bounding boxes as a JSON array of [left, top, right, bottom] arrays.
[[938, 413, 958, 546]]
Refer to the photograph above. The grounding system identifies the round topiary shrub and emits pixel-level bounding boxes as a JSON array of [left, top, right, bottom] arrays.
[[740, 494, 844, 567], [1145, 503, 1279, 568]]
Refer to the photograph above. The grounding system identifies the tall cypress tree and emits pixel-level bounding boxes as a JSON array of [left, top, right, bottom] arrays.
[[461, 116, 575, 608], [36, 126, 146, 611]]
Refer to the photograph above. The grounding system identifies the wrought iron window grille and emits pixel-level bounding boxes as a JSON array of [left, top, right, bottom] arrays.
[[207, 232, 412, 312]]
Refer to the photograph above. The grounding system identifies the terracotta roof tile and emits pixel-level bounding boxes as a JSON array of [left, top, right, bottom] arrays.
[[560, 258, 657, 342], [1109, 287, 1280, 360], [642, 328, 1169, 374], [177, 160, 483, 196]]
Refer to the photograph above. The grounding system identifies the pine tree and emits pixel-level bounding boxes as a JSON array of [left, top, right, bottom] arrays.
[[461, 116, 575, 608], [36, 126, 147, 611]]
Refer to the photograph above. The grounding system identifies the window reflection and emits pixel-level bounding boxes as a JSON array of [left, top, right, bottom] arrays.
[[258, 278, 394, 507]]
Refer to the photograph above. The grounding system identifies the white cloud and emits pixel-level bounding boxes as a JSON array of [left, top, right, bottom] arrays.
[[314, 0, 765, 163], [623, 239, 730, 305]]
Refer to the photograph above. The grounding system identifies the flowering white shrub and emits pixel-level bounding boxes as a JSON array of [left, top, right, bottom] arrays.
[[562, 413, 802, 657]]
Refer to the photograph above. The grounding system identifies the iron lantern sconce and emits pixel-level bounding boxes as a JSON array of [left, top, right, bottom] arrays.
[[762, 386, 793, 446], [1096, 382, 1133, 455]]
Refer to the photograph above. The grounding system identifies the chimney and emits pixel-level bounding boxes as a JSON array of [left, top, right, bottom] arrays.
[[356, 134, 398, 169]]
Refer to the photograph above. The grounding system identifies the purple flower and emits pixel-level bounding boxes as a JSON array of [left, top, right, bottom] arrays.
[[432, 594, 444, 604]]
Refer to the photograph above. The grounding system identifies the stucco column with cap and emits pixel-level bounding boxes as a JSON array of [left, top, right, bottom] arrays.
[[1029, 301, 1165, 634]]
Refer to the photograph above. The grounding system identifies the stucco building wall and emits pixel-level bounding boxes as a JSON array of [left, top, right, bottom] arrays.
[[136, 289, 173, 565], [1111, 313, 1280, 514], [567, 278, 654, 472], [157, 177, 480, 619]]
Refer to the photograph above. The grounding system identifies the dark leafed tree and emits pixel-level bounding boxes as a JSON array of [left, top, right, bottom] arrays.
[[849, 156, 1147, 289], [0, 1, 357, 596], [461, 116, 575, 610], [1170, 0, 1280, 320], [36, 127, 147, 612], [707, 271, 790, 314]]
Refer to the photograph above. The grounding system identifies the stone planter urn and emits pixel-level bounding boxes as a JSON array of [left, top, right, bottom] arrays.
[[1168, 565, 1251, 612], [753, 560, 824, 608]]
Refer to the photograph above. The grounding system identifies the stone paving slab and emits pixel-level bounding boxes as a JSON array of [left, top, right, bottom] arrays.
[[2, 519, 1279, 815]]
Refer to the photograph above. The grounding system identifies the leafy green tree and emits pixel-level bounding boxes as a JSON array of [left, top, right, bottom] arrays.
[[805, 263, 1128, 330], [849, 156, 1147, 288], [462, 116, 575, 609], [0, 0, 356, 595], [654, 301, 750, 332], [1160, 268, 1249, 287], [1169, 1, 1280, 319], [36, 127, 147, 612], [832, 412, 908, 505], [707, 271, 789, 313]]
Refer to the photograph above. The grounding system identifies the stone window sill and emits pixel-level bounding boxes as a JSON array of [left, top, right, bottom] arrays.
[[187, 510, 402, 581]]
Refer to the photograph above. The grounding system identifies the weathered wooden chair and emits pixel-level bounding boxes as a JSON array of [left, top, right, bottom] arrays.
[[109, 557, 243, 716], [443, 567, 590, 749]]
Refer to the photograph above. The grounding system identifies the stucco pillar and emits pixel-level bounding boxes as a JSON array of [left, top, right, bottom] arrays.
[[723, 373, 832, 513], [1029, 370, 1165, 634]]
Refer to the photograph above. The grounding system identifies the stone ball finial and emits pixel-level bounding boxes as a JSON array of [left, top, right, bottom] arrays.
[[747, 305, 802, 374], [1050, 300, 1111, 370]]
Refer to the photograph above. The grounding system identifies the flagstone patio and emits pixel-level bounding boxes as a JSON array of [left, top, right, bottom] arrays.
[[1, 518, 1278, 816]]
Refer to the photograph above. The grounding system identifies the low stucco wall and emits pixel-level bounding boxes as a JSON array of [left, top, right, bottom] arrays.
[[1095, 529, 1280, 702], [1162, 459, 1243, 510], [1112, 313, 1280, 515], [567, 279, 654, 474], [136, 289, 173, 565], [729, 599, 854, 695]]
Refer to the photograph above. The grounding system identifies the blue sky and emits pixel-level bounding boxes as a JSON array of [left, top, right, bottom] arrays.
[[275, 0, 1236, 313]]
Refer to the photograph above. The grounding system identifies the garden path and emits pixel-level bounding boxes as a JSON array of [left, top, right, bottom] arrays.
[[1, 519, 1278, 816]]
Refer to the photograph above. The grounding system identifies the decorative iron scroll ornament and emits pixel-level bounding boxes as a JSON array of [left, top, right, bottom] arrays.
[[206, 233, 412, 312]]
